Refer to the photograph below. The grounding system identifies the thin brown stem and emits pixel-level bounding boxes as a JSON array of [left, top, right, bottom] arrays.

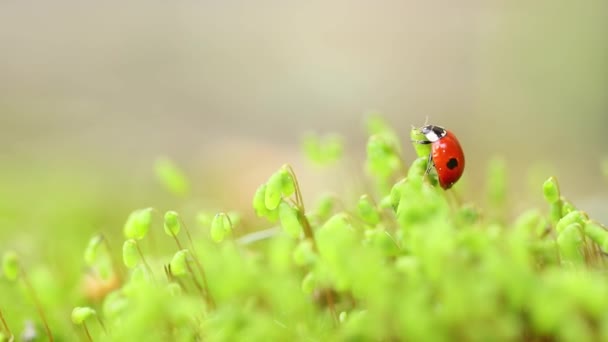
[[0, 308, 12, 338], [285, 164, 337, 321], [172, 235, 185, 253], [171, 235, 215, 310], [175, 277, 191, 295], [82, 322, 93, 342], [165, 264, 190, 296], [20, 268, 53, 342], [179, 217, 197, 252], [178, 219, 214, 305], [100, 235, 125, 282], [285, 164, 317, 248], [298, 211, 317, 251], [96, 315, 107, 334], [579, 227, 591, 265], [163, 264, 173, 282], [284, 164, 305, 210], [323, 289, 338, 326], [185, 261, 205, 296], [135, 243, 156, 283]]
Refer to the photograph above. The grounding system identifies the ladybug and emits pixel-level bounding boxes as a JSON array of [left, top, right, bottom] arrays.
[[416, 125, 465, 189]]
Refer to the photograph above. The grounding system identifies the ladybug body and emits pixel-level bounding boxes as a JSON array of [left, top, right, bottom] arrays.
[[418, 125, 465, 189]]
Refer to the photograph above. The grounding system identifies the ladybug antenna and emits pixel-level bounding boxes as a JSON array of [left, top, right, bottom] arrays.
[[423, 116, 430, 126]]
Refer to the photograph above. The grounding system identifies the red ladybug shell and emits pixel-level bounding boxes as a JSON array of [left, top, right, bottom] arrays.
[[432, 131, 465, 189], [420, 125, 465, 189]]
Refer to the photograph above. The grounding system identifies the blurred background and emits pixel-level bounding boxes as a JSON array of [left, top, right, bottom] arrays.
[[1, 1, 607, 257]]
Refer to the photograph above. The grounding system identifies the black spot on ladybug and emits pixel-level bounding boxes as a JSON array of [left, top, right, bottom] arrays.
[[446, 158, 458, 170]]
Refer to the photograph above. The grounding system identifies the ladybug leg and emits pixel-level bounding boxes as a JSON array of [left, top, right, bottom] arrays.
[[424, 153, 434, 175], [412, 139, 432, 145]]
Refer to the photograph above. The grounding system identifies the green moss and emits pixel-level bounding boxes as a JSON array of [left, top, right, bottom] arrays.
[[1, 118, 608, 341]]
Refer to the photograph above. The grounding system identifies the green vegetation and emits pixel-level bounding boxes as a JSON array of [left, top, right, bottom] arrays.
[[1, 117, 608, 341]]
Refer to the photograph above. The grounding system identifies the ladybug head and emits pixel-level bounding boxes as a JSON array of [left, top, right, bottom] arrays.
[[420, 125, 447, 142]]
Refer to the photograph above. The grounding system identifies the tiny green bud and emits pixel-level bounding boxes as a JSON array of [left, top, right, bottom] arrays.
[[514, 209, 547, 237], [253, 184, 269, 217], [130, 265, 148, 284], [170, 250, 189, 277], [2, 251, 19, 281], [357, 195, 380, 226], [279, 202, 303, 238], [366, 116, 400, 152], [253, 184, 279, 222], [122, 239, 140, 269], [367, 135, 394, 176], [84, 234, 104, 266], [389, 179, 407, 210], [411, 126, 431, 158], [124, 208, 153, 240], [302, 132, 323, 164], [366, 135, 401, 183], [556, 211, 586, 234], [561, 199, 576, 216], [265, 170, 285, 210], [302, 133, 343, 165], [279, 166, 295, 196], [323, 213, 350, 231], [163, 210, 181, 237], [155, 157, 189, 196], [293, 240, 317, 266], [542, 177, 560, 204], [211, 213, 232, 243], [557, 223, 584, 266], [314, 194, 334, 221], [378, 195, 393, 210], [408, 157, 428, 179], [323, 135, 343, 162], [584, 222, 608, 252], [301, 271, 317, 294], [365, 229, 400, 257], [71, 306, 96, 325]]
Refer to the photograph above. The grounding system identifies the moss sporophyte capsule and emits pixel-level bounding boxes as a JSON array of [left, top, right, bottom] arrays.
[[122, 239, 140, 269], [211, 213, 232, 243], [123, 208, 153, 240], [279, 202, 303, 238], [2, 251, 19, 281], [164, 211, 181, 237]]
